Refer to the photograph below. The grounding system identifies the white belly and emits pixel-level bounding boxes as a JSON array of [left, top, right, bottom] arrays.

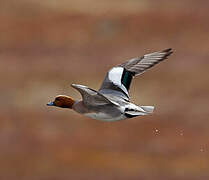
[[85, 112, 126, 122]]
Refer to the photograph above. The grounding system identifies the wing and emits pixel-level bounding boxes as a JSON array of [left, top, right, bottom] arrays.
[[99, 48, 173, 100], [71, 84, 119, 107], [119, 48, 173, 75]]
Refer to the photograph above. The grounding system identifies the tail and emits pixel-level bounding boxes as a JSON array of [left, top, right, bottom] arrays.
[[140, 106, 154, 114], [124, 104, 154, 118]]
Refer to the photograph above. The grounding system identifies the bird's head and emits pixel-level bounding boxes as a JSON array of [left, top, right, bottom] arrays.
[[47, 95, 75, 109]]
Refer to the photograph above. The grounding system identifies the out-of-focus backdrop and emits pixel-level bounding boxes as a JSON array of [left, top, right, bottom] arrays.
[[1, 0, 209, 179]]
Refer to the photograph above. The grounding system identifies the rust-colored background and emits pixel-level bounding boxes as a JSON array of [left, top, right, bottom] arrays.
[[1, 0, 209, 179]]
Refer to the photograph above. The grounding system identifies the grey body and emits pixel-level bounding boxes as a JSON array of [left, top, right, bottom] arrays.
[[71, 84, 127, 121], [73, 100, 126, 121], [71, 49, 172, 121]]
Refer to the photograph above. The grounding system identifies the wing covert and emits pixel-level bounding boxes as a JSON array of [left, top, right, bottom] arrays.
[[71, 84, 119, 106]]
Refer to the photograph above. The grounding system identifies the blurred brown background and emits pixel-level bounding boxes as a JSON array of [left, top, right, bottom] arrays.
[[1, 0, 209, 179]]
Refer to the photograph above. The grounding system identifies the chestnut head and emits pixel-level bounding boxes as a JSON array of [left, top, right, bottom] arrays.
[[47, 95, 75, 109]]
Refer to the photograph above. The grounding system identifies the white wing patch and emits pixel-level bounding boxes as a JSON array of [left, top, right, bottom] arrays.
[[108, 67, 123, 85], [108, 67, 129, 97]]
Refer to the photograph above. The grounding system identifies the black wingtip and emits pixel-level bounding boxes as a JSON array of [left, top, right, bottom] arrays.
[[162, 48, 172, 52], [162, 48, 173, 58]]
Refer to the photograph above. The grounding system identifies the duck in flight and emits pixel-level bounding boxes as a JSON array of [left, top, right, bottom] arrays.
[[47, 48, 173, 121]]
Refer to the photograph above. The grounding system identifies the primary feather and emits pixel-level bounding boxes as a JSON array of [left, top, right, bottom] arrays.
[[119, 48, 173, 76]]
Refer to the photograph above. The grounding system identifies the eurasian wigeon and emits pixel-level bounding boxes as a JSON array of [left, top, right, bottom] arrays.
[[47, 48, 173, 121]]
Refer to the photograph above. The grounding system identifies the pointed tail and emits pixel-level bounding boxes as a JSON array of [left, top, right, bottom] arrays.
[[140, 106, 155, 114], [124, 104, 155, 118]]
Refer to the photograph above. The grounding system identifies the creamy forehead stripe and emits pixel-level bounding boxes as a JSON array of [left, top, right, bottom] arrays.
[[108, 67, 129, 97]]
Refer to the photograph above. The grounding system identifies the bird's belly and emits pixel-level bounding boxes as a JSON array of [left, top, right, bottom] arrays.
[[85, 112, 126, 122]]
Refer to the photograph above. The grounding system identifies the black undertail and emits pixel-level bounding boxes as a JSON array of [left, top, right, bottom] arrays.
[[124, 107, 139, 118], [124, 113, 139, 118]]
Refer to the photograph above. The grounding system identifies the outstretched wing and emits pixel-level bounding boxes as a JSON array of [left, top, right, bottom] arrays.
[[119, 48, 173, 75], [71, 84, 119, 106], [99, 48, 173, 100]]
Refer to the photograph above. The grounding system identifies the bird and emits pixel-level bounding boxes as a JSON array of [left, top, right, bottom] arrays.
[[47, 48, 173, 121]]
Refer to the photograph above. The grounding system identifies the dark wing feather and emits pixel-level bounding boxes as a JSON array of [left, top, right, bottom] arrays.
[[119, 48, 173, 76]]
